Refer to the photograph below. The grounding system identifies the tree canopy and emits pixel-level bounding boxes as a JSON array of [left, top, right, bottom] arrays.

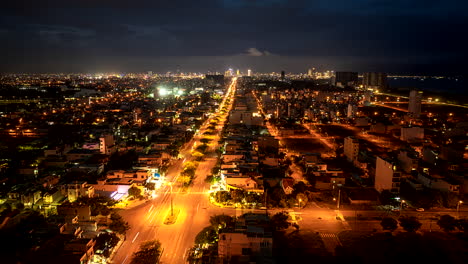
[[130, 240, 162, 264], [399, 216, 422, 232], [109, 212, 130, 235], [437, 214, 458, 232], [270, 211, 291, 230], [128, 186, 141, 198], [209, 214, 235, 230], [380, 217, 398, 232], [194, 226, 217, 245]]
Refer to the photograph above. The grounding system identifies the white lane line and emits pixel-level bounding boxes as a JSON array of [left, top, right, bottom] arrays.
[[122, 255, 129, 264], [132, 232, 140, 243], [148, 204, 154, 213]]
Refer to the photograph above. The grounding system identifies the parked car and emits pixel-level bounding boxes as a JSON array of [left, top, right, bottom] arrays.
[[416, 208, 425, 212]]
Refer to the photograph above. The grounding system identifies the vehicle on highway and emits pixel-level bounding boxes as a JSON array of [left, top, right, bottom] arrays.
[[416, 208, 425, 212]]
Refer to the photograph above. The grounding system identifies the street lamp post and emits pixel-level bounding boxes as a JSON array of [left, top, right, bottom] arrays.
[[169, 183, 174, 216], [457, 200, 463, 219], [337, 188, 341, 210], [399, 200, 405, 217]]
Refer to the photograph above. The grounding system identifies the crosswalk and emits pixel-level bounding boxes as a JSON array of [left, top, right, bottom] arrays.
[[319, 232, 342, 255]]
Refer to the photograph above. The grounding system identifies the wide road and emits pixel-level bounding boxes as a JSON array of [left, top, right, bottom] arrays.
[[111, 78, 237, 264]]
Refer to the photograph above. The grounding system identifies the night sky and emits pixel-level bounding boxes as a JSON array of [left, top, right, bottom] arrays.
[[0, 0, 466, 74]]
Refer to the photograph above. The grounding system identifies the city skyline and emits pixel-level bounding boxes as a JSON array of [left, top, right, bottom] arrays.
[[1, 0, 467, 74]]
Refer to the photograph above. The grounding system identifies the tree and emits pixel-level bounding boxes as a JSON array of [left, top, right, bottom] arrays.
[[270, 211, 291, 230], [145, 182, 155, 191], [94, 232, 120, 258], [437, 214, 458, 232], [75, 196, 112, 216], [457, 218, 468, 234], [269, 187, 287, 207], [380, 217, 398, 232], [109, 212, 130, 235], [200, 138, 211, 144], [230, 189, 245, 203], [128, 186, 141, 198], [443, 192, 461, 208], [214, 191, 230, 204], [209, 214, 235, 230], [194, 226, 217, 245], [195, 144, 208, 153], [130, 240, 162, 264], [296, 193, 308, 207], [292, 182, 307, 195], [245, 192, 261, 204], [183, 161, 197, 172], [399, 216, 422, 232], [178, 175, 192, 186], [192, 151, 205, 161]]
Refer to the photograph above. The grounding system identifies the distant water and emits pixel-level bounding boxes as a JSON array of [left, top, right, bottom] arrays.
[[387, 76, 467, 95]]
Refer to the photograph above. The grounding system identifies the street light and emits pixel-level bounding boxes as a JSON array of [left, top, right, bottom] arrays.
[[457, 200, 463, 219], [168, 182, 174, 216], [337, 188, 341, 210], [399, 200, 405, 217]]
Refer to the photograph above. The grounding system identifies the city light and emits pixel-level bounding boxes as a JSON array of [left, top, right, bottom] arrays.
[[158, 87, 169, 96]]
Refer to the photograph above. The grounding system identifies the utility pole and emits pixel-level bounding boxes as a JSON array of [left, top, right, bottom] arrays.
[[457, 200, 463, 219], [169, 183, 174, 216]]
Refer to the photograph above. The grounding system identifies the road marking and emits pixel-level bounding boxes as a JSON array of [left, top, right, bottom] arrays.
[[197, 203, 199, 212], [132, 232, 140, 243], [148, 204, 154, 213], [122, 255, 129, 264]]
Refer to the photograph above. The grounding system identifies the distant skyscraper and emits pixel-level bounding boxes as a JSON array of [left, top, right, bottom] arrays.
[[147, 71, 153, 76], [236, 69, 240, 76], [363, 72, 387, 90], [408, 90, 423, 118], [307, 68, 315, 77], [335, 72, 358, 87], [225, 68, 234, 77], [281, 70, 285, 80], [247, 69, 252, 77]]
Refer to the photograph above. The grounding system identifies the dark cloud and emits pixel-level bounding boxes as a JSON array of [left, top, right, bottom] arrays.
[[0, 0, 467, 74]]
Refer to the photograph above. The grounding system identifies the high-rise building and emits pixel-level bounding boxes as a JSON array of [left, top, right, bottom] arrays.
[[280, 70, 285, 80], [225, 68, 234, 77], [362, 72, 387, 90], [344, 136, 359, 162], [307, 68, 315, 77], [147, 71, 153, 76], [408, 90, 423, 118], [334, 72, 358, 87], [247, 69, 252, 77], [375, 156, 401, 193], [236, 69, 240, 76]]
